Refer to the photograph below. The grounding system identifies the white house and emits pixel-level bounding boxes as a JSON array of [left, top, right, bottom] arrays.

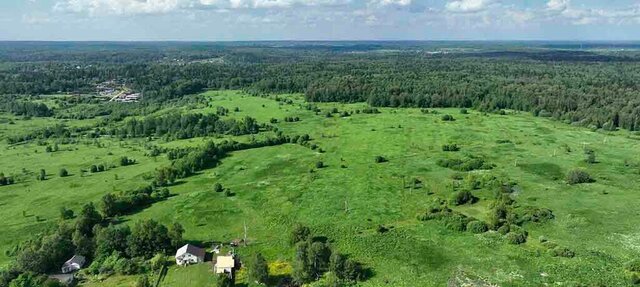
[[175, 244, 206, 266], [61, 255, 86, 274], [214, 255, 236, 275]]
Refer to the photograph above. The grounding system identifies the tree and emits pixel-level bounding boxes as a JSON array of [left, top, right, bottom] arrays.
[[292, 241, 312, 285], [248, 253, 269, 284], [59, 207, 74, 220], [75, 202, 103, 236], [90, 165, 98, 173], [72, 229, 95, 258], [136, 275, 151, 287], [214, 183, 224, 193], [290, 224, 311, 245], [37, 169, 46, 181], [584, 148, 597, 164], [168, 222, 184, 249], [120, 156, 135, 166], [215, 274, 234, 287], [100, 193, 118, 218], [441, 114, 455, 121], [95, 225, 131, 257], [566, 169, 594, 185], [127, 219, 171, 258], [8, 272, 46, 287], [58, 168, 69, 177], [308, 242, 332, 280]]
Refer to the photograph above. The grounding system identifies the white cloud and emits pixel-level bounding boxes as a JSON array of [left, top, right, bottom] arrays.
[[445, 0, 493, 13], [546, 0, 568, 12], [22, 13, 54, 24], [372, 0, 411, 6], [54, 0, 182, 16], [54, 0, 351, 15]]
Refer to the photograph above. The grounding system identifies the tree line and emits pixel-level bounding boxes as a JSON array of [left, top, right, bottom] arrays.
[[3, 45, 640, 131]]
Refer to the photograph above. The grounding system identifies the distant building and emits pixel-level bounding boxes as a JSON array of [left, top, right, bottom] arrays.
[[214, 255, 236, 276], [175, 244, 206, 266], [61, 255, 86, 274]]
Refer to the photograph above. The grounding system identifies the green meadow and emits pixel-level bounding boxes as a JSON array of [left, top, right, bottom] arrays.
[[1, 90, 639, 286]]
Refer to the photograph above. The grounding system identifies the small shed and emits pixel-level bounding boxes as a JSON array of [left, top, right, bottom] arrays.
[[61, 255, 86, 274], [175, 244, 206, 266], [214, 255, 236, 275]]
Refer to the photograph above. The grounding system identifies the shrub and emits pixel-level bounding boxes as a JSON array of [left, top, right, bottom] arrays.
[[505, 226, 527, 245], [436, 157, 494, 172], [460, 108, 468, 114], [566, 169, 594, 184], [441, 114, 455, 121], [466, 221, 488, 234], [631, 273, 640, 285], [497, 225, 510, 235], [374, 156, 387, 163], [213, 183, 224, 193], [290, 224, 311, 245], [548, 247, 575, 258], [59, 168, 69, 177], [443, 213, 472, 232], [315, 161, 325, 168], [518, 207, 554, 223], [442, 144, 460, 152], [626, 259, 640, 272], [451, 190, 477, 206]]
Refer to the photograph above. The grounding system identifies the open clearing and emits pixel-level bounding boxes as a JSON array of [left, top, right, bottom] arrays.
[[1, 90, 639, 286]]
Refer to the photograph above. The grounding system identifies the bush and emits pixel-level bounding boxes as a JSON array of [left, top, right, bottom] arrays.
[[466, 221, 488, 234], [441, 114, 455, 121], [213, 183, 224, 193], [460, 108, 468, 114], [59, 168, 69, 177], [497, 225, 510, 235], [374, 156, 387, 163], [436, 157, 494, 171], [548, 247, 575, 258], [631, 273, 640, 285], [566, 169, 594, 184], [626, 259, 640, 272], [442, 144, 460, 152], [451, 190, 477, 206], [506, 226, 527, 245], [443, 213, 472, 232], [315, 161, 325, 168]]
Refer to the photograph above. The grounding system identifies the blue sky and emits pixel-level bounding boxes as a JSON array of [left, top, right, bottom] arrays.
[[1, 0, 639, 41]]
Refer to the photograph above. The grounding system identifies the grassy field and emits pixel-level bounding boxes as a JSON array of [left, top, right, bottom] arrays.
[[1, 90, 640, 286]]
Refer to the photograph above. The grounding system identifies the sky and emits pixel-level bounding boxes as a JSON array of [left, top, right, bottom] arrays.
[[1, 0, 639, 41]]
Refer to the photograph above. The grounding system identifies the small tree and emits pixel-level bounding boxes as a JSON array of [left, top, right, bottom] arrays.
[[215, 274, 234, 287], [315, 161, 325, 169], [37, 169, 46, 181], [374, 156, 387, 163], [248, 253, 269, 284], [214, 183, 224, 193], [584, 148, 597, 164], [441, 114, 455, 121], [290, 224, 311, 245], [60, 207, 74, 220], [566, 169, 594, 184], [59, 168, 69, 177]]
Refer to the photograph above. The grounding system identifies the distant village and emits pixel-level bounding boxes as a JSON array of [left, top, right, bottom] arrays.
[[96, 80, 142, 103]]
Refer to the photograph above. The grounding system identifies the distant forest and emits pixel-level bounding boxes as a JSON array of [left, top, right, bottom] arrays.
[[1, 42, 640, 130]]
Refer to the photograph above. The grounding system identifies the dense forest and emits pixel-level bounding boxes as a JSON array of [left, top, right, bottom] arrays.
[[1, 42, 640, 131]]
